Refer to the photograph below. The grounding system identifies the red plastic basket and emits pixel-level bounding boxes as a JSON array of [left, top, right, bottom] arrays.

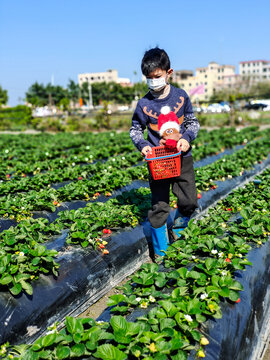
[[145, 146, 181, 180]]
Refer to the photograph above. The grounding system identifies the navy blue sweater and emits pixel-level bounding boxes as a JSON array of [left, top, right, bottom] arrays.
[[130, 86, 200, 157]]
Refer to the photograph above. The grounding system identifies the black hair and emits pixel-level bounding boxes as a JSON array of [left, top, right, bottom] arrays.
[[141, 47, 171, 77]]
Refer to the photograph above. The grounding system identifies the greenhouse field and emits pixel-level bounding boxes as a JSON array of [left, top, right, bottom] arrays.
[[0, 126, 270, 360]]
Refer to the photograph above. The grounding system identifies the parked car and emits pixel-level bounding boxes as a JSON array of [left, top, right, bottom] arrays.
[[243, 103, 267, 111]]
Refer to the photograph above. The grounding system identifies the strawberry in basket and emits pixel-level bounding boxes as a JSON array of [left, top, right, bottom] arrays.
[[158, 106, 181, 149]]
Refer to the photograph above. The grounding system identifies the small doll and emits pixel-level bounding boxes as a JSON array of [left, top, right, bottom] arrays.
[[158, 106, 182, 148]]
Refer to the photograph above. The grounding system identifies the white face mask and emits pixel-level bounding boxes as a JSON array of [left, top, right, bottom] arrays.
[[147, 76, 167, 91]]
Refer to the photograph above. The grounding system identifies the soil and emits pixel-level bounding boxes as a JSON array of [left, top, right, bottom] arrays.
[[78, 277, 131, 319], [263, 344, 270, 360]]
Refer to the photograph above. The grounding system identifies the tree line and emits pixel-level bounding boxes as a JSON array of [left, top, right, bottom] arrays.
[[25, 80, 150, 108], [209, 80, 270, 103], [1, 79, 269, 109]]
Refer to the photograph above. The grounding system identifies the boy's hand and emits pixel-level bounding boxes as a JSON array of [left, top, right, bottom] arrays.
[[159, 138, 166, 146], [177, 138, 190, 152], [141, 146, 152, 157]]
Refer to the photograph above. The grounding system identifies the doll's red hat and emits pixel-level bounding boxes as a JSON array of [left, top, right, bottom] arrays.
[[158, 106, 180, 135]]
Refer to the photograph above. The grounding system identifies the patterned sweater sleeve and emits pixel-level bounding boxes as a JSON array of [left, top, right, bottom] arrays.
[[181, 93, 200, 144], [129, 102, 151, 151]]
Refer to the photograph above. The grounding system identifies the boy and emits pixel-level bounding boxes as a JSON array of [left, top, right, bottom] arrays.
[[129, 47, 200, 256]]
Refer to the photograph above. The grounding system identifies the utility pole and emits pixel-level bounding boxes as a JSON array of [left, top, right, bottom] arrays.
[[88, 82, 93, 109]]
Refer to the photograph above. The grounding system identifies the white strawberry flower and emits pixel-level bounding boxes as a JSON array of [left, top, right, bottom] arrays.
[[112, 158, 116, 162], [192, 255, 196, 259], [221, 270, 227, 276], [136, 297, 142, 302], [149, 295, 156, 302], [218, 252, 224, 258], [85, 157, 89, 161], [72, 162, 75, 166], [228, 175, 232, 179], [211, 249, 218, 254], [184, 314, 193, 322], [90, 155, 93, 158], [5, 149, 9, 153], [86, 146, 90, 150], [243, 139, 248, 143], [60, 160, 63, 163], [110, 133, 114, 137], [19, 252, 25, 257], [45, 152, 49, 156], [140, 301, 148, 309], [200, 293, 208, 300], [122, 156, 125, 160]]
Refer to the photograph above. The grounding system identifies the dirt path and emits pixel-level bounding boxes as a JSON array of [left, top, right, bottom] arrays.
[[78, 277, 131, 320]]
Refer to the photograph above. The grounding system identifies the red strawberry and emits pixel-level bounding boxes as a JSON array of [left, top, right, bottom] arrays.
[[103, 249, 109, 255], [107, 229, 112, 235], [227, 208, 232, 211], [225, 258, 231, 263], [99, 244, 105, 249], [22, 173, 26, 177], [94, 192, 100, 197], [53, 200, 58, 206], [6, 174, 10, 178], [78, 176, 83, 180], [103, 229, 108, 234], [197, 193, 202, 199], [235, 298, 241, 303]]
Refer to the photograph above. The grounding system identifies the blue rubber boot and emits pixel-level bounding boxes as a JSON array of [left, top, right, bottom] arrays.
[[151, 224, 169, 256], [171, 209, 190, 241]]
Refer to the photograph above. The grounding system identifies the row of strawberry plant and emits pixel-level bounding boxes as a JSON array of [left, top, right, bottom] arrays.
[[1, 126, 261, 196], [0, 132, 134, 178], [0, 188, 151, 295], [2, 168, 269, 359], [1, 130, 269, 222], [1, 126, 261, 183], [0, 152, 143, 196]]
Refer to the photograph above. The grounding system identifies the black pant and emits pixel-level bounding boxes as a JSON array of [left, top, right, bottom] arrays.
[[148, 155, 198, 228]]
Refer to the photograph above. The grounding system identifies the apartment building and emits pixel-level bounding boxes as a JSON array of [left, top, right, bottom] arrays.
[[175, 62, 236, 101], [78, 69, 131, 86], [239, 60, 270, 81]]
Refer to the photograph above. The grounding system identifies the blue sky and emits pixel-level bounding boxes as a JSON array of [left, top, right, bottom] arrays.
[[0, 0, 269, 106]]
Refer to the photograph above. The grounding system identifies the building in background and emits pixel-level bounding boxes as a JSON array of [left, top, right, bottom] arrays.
[[239, 60, 270, 81], [174, 62, 236, 101], [172, 70, 194, 83], [78, 69, 130, 86]]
